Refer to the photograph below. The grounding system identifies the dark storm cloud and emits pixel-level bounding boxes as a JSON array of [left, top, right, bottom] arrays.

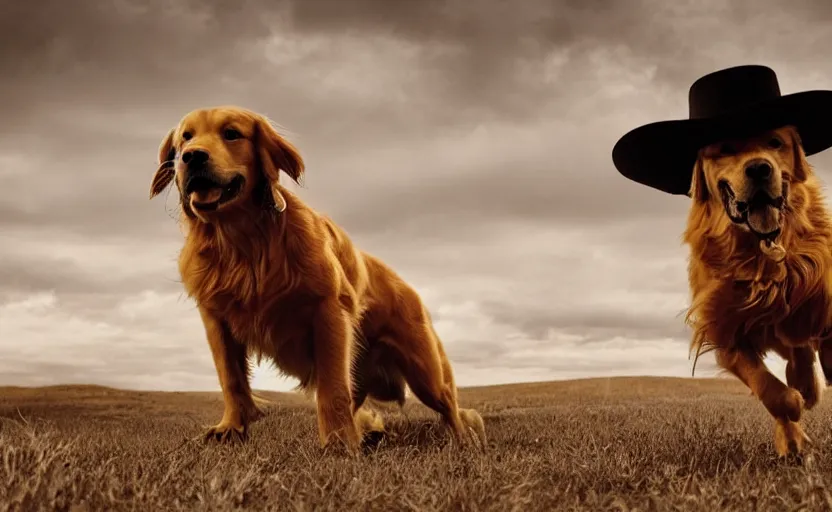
[[2, 0, 831, 389], [4, 0, 830, 120], [2, 0, 826, 236], [0, 0, 274, 109], [0, 0, 779, 133]]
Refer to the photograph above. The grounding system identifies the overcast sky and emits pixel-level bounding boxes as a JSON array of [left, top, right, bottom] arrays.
[[3, 0, 832, 391]]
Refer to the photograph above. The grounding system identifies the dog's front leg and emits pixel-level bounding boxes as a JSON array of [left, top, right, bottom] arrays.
[[716, 347, 811, 456], [199, 306, 264, 443], [784, 346, 821, 410], [312, 298, 360, 454]]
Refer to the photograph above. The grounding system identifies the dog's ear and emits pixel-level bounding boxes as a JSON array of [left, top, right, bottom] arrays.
[[789, 128, 811, 183], [150, 128, 176, 200], [254, 115, 305, 212], [689, 154, 709, 203]]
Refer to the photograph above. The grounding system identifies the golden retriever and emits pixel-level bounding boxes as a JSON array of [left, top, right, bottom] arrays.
[[148, 106, 486, 453], [684, 125, 832, 456]]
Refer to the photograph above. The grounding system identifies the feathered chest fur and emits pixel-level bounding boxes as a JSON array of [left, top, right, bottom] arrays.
[[177, 225, 319, 379], [687, 228, 832, 352]]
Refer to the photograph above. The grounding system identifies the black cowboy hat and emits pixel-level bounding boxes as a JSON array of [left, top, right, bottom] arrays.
[[611, 65, 832, 196]]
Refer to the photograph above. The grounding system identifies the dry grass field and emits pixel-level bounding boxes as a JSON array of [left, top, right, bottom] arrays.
[[3, 376, 832, 511]]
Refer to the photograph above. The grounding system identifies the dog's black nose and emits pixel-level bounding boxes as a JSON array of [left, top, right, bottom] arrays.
[[182, 149, 210, 168], [744, 160, 772, 181]]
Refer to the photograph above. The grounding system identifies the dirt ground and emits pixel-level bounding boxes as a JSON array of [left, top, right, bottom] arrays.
[[2, 376, 832, 511]]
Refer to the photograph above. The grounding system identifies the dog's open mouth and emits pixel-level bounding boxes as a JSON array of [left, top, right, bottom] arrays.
[[718, 180, 785, 242], [185, 174, 244, 212]]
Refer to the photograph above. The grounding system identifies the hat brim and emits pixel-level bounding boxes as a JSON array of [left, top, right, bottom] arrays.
[[611, 90, 832, 196]]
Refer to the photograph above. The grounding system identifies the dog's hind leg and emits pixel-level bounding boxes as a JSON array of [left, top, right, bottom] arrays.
[[381, 313, 487, 451], [350, 344, 393, 447], [432, 335, 487, 450]]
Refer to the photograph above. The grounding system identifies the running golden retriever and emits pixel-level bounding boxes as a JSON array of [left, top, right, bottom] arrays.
[[684, 125, 832, 456], [149, 106, 486, 454]]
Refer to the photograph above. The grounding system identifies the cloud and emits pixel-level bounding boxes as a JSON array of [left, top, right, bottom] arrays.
[[1, 0, 831, 391]]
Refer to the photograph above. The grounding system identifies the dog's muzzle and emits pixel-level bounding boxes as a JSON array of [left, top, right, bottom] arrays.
[[718, 181, 785, 233], [183, 169, 245, 212], [718, 179, 788, 262]]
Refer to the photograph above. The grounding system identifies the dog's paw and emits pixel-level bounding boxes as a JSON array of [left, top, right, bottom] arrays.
[[204, 420, 249, 444], [774, 419, 812, 457], [355, 407, 384, 434], [317, 395, 362, 456], [321, 429, 361, 457], [319, 415, 362, 456], [354, 408, 386, 451], [798, 382, 821, 411], [459, 408, 487, 452]]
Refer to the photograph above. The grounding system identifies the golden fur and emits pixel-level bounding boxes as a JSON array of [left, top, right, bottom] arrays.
[[684, 125, 832, 456], [149, 106, 486, 453]]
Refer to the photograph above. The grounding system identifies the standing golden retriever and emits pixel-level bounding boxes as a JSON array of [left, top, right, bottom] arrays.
[[684, 125, 832, 456], [149, 106, 486, 454]]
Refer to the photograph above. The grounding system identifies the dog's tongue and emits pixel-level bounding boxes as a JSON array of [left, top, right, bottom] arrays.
[[747, 204, 785, 262], [191, 188, 223, 205], [746, 204, 784, 262], [747, 205, 780, 237]]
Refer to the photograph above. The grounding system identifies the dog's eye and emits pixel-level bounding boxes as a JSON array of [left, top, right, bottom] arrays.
[[223, 128, 242, 141], [182, 131, 193, 141], [719, 143, 737, 156], [768, 137, 783, 149]]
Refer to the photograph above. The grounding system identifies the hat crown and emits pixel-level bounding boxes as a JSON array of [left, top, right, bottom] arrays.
[[688, 65, 782, 119]]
